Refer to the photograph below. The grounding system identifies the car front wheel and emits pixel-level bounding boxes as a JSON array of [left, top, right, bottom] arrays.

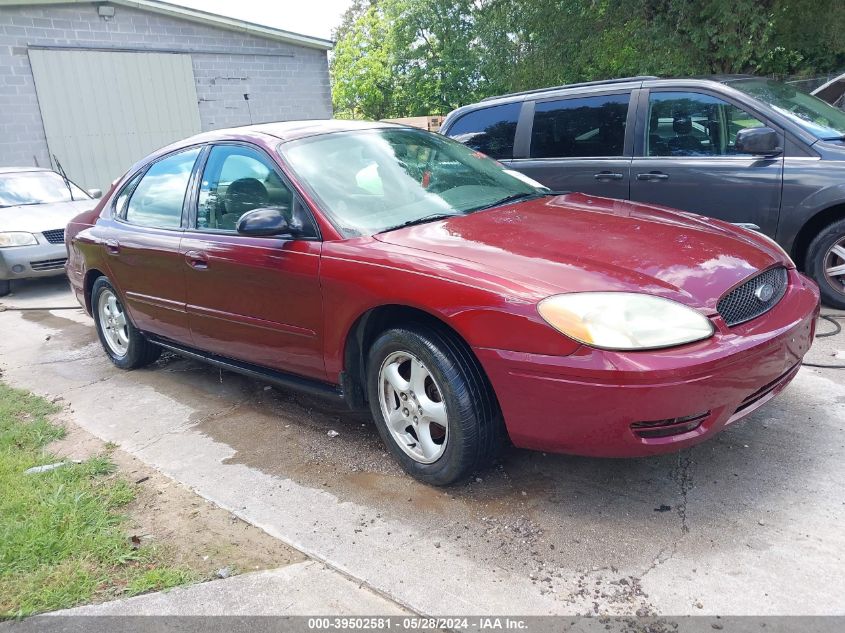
[[91, 276, 161, 369], [806, 218, 845, 309], [0, 279, 9, 297], [366, 324, 501, 486]]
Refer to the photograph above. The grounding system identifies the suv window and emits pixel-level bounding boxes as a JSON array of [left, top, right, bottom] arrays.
[[445, 103, 521, 160], [197, 144, 316, 237], [646, 92, 765, 157], [124, 148, 200, 228], [530, 94, 629, 159]]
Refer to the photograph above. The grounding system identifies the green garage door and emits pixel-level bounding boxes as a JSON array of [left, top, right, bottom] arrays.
[[28, 49, 202, 191]]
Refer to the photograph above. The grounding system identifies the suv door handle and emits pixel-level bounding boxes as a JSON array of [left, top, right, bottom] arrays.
[[105, 239, 120, 255], [184, 250, 209, 270], [636, 171, 670, 181], [594, 171, 624, 181]]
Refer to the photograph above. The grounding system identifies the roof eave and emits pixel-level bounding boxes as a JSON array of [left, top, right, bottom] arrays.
[[0, 0, 334, 50]]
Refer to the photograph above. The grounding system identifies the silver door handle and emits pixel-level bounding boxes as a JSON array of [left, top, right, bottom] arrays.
[[637, 172, 669, 181], [594, 172, 624, 181]]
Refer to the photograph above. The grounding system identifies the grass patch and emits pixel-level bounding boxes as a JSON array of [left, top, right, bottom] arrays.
[[0, 383, 197, 617]]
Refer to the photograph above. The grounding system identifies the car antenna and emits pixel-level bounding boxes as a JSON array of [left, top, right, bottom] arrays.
[[52, 154, 76, 202]]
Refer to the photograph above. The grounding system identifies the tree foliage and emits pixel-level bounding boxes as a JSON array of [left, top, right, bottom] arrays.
[[330, 0, 845, 119]]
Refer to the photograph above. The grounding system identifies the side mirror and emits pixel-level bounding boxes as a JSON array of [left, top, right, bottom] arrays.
[[236, 207, 292, 237], [88, 188, 103, 199], [735, 127, 782, 156]]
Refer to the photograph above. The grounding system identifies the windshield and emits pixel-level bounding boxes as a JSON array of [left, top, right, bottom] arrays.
[[277, 128, 541, 236], [730, 78, 845, 140], [0, 171, 89, 208]]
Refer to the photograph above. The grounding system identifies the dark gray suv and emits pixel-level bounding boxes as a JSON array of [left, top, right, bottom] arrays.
[[441, 76, 845, 308]]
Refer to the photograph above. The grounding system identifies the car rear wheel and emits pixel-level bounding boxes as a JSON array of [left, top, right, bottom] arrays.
[[0, 279, 9, 297], [806, 218, 845, 309], [366, 324, 501, 486], [92, 277, 161, 369]]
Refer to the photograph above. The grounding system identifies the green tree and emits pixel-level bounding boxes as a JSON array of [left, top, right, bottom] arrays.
[[330, 1, 396, 119], [329, 0, 845, 119]]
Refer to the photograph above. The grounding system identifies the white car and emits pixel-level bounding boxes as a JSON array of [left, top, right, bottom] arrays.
[[0, 166, 100, 296]]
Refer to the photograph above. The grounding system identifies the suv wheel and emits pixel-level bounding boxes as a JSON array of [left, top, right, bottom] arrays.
[[366, 324, 501, 486], [806, 218, 845, 309], [0, 279, 9, 297], [92, 277, 161, 369]]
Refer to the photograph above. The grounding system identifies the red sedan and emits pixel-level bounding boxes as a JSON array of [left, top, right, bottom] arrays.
[[66, 121, 820, 485]]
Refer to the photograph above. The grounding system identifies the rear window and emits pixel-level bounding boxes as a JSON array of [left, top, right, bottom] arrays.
[[444, 103, 521, 160], [530, 94, 630, 159]]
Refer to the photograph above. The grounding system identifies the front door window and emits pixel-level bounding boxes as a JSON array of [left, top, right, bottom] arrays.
[[646, 92, 765, 157]]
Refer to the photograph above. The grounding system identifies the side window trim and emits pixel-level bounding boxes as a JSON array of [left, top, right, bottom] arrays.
[[187, 140, 322, 241], [116, 145, 204, 230], [111, 168, 147, 221], [519, 89, 633, 160], [636, 88, 783, 159]]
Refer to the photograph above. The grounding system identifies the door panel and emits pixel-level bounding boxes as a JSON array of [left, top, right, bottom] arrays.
[[181, 234, 325, 379], [508, 158, 631, 199], [630, 90, 783, 234], [102, 220, 188, 342], [182, 143, 326, 380]]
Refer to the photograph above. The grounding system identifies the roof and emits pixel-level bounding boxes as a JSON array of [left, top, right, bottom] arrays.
[[0, 0, 333, 50], [173, 119, 402, 146], [481, 76, 659, 102], [0, 166, 52, 174]]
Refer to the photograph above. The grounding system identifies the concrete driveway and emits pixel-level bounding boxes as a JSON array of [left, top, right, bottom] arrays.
[[1, 277, 844, 616]]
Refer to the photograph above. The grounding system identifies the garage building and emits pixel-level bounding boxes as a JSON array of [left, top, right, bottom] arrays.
[[0, 0, 333, 190]]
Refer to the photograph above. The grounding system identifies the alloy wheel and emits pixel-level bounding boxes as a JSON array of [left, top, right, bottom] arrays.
[[98, 288, 129, 357], [378, 351, 449, 464], [824, 237, 845, 297]]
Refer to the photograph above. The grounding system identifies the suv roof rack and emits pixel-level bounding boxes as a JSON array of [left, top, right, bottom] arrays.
[[480, 76, 660, 102]]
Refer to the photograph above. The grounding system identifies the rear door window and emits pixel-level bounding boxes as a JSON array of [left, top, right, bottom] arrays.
[[530, 94, 630, 159], [444, 103, 521, 160], [124, 148, 200, 228]]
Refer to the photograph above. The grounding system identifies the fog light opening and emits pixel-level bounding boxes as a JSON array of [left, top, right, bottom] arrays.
[[631, 412, 709, 439]]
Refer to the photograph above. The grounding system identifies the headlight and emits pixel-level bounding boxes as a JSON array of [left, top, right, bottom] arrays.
[[538, 292, 714, 351], [0, 232, 38, 248]]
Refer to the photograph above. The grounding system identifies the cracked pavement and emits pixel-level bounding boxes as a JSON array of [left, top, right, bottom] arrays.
[[1, 277, 843, 615]]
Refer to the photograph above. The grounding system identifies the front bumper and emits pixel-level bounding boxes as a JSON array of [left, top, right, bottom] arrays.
[[476, 270, 820, 457], [0, 239, 68, 280]]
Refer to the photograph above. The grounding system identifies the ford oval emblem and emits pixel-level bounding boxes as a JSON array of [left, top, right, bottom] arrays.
[[754, 282, 775, 302]]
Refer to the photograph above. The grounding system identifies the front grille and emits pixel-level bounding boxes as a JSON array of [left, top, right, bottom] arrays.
[[30, 257, 67, 271], [716, 267, 788, 327], [41, 228, 65, 244]]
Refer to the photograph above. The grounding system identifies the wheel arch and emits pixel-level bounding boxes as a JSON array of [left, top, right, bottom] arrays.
[[83, 268, 107, 315], [340, 304, 496, 413], [791, 202, 845, 270]]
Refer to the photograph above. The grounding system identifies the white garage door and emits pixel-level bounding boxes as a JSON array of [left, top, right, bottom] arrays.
[[28, 49, 202, 191]]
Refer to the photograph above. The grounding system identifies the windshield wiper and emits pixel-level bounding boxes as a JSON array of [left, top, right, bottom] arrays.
[[468, 190, 560, 213], [380, 213, 458, 233], [52, 154, 76, 202]]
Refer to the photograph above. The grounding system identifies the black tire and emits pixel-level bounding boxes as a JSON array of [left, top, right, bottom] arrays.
[[91, 276, 161, 369], [366, 323, 502, 486], [0, 279, 9, 297], [805, 218, 845, 309]]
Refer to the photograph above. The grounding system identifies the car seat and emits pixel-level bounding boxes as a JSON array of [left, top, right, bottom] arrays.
[[221, 178, 269, 229]]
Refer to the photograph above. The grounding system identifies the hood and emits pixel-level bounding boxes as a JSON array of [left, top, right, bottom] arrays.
[[374, 193, 787, 311], [0, 199, 98, 234]]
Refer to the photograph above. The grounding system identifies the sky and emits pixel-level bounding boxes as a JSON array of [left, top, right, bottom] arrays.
[[169, 0, 353, 41]]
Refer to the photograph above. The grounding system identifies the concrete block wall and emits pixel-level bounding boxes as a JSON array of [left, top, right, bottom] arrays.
[[0, 2, 332, 169]]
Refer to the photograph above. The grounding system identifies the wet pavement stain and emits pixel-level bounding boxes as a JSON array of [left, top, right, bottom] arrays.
[[13, 309, 843, 613]]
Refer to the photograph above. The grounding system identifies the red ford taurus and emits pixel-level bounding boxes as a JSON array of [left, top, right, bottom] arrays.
[[66, 121, 820, 485]]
